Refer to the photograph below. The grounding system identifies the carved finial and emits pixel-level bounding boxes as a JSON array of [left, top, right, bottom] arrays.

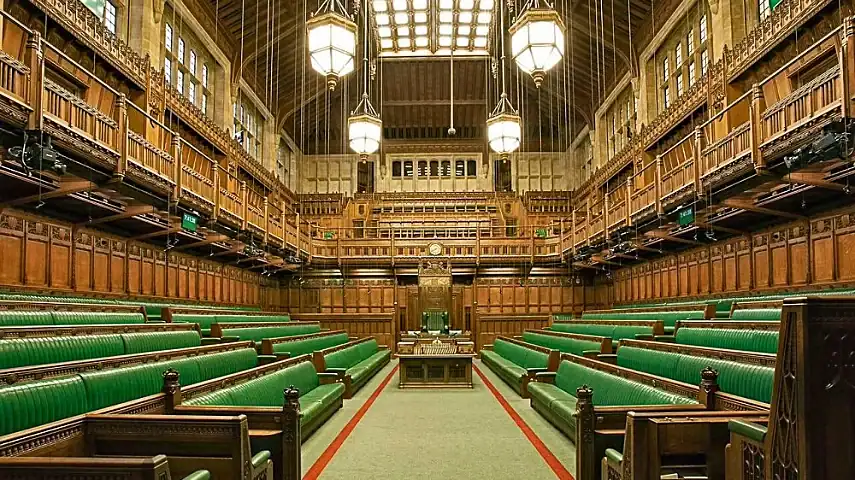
[[162, 368, 180, 392], [576, 384, 594, 403], [284, 386, 300, 409], [701, 366, 719, 385]]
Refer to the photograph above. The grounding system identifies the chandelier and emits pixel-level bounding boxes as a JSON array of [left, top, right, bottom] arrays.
[[487, 0, 521, 160], [510, 0, 566, 87], [307, 0, 357, 90], [348, 0, 382, 161]]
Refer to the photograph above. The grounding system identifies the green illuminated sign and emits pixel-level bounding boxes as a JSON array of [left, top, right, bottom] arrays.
[[323, 231, 335, 240], [678, 207, 695, 226], [535, 228, 548, 238], [181, 213, 198, 232]]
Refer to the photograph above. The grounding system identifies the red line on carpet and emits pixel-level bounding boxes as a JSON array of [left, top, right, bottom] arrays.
[[302, 364, 399, 480], [473, 364, 575, 480]]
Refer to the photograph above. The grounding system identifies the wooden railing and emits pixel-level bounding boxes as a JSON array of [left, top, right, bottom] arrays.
[[217, 167, 245, 225], [659, 131, 697, 208], [179, 139, 216, 212], [606, 182, 629, 231], [700, 92, 753, 180], [630, 160, 658, 221], [0, 51, 29, 106], [42, 78, 119, 149], [760, 65, 841, 145], [126, 102, 175, 186], [588, 199, 605, 239]]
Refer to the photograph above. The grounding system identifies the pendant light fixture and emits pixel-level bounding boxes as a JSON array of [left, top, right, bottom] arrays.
[[510, 0, 566, 87], [348, 0, 382, 162], [307, 0, 357, 90], [487, 1, 521, 161]]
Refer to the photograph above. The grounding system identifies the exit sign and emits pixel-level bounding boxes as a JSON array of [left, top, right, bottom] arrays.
[[181, 213, 198, 232], [535, 228, 548, 238], [323, 231, 335, 240], [678, 207, 695, 226]]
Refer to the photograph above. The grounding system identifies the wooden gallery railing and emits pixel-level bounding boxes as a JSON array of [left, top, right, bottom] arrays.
[[725, 296, 855, 480]]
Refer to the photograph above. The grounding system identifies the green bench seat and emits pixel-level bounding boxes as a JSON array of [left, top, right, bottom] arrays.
[[320, 339, 391, 398], [675, 327, 779, 354], [218, 324, 321, 343], [521, 331, 604, 356], [581, 310, 704, 330], [0, 348, 257, 436], [528, 359, 697, 441], [0, 330, 201, 369], [268, 332, 350, 357], [481, 338, 551, 397], [616, 345, 774, 403], [185, 360, 344, 439], [0, 310, 146, 327], [172, 314, 291, 336], [550, 322, 655, 345], [728, 308, 781, 321]]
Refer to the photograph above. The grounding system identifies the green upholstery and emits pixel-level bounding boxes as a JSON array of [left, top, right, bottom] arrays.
[[552, 314, 573, 321], [0, 347, 258, 436], [580, 310, 704, 327], [550, 322, 652, 342], [0, 311, 54, 326], [729, 419, 768, 443], [172, 313, 291, 335], [616, 346, 774, 403], [0, 310, 145, 327], [218, 324, 321, 342], [528, 359, 696, 439], [322, 340, 391, 391], [185, 360, 345, 429], [728, 308, 781, 321], [270, 332, 350, 357], [675, 327, 779, 354], [182, 470, 212, 480], [421, 311, 448, 330], [521, 331, 602, 356], [0, 331, 203, 369], [481, 338, 549, 396]]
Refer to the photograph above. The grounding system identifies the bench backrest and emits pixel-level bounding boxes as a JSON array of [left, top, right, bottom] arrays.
[[492, 338, 550, 369], [553, 359, 698, 406], [728, 308, 782, 321], [0, 331, 202, 369], [616, 345, 775, 403], [173, 313, 291, 330], [322, 339, 380, 370], [0, 310, 146, 327], [0, 347, 258, 436], [675, 326, 779, 354], [521, 330, 608, 356], [581, 310, 705, 327], [268, 331, 350, 356], [550, 321, 662, 340], [184, 359, 320, 407], [218, 323, 322, 342]]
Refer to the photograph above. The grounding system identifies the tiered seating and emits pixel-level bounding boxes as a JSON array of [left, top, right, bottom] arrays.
[[521, 329, 612, 356], [549, 319, 664, 344], [313, 338, 391, 398], [0, 309, 146, 326], [183, 356, 345, 439], [164, 307, 291, 336], [578, 306, 707, 333], [480, 337, 559, 397], [211, 322, 322, 343], [0, 329, 201, 369], [0, 345, 259, 435], [261, 330, 351, 357]]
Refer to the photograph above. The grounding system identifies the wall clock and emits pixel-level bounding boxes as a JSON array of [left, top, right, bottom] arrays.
[[428, 242, 443, 256]]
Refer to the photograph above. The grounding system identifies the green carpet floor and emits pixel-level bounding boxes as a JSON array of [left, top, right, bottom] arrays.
[[303, 359, 575, 479]]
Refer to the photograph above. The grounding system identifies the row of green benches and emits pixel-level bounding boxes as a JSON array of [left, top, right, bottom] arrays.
[[0, 332, 391, 438]]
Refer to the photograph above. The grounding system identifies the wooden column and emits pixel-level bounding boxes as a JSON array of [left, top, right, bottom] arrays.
[[115, 94, 128, 179], [750, 83, 766, 173], [25, 31, 43, 131], [625, 179, 632, 226], [262, 196, 269, 245], [693, 126, 703, 195], [654, 155, 664, 216], [212, 166, 220, 222], [698, 366, 720, 408], [575, 385, 596, 480], [281, 387, 301, 480], [171, 134, 181, 204], [161, 368, 182, 414], [240, 180, 247, 230], [842, 16, 855, 119]]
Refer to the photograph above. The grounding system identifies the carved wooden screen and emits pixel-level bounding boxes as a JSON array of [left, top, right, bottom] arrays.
[[418, 260, 452, 326]]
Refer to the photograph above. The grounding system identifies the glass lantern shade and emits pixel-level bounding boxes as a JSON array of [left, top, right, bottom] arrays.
[[510, 8, 565, 87], [307, 11, 357, 90], [348, 114, 382, 160], [487, 113, 522, 158]]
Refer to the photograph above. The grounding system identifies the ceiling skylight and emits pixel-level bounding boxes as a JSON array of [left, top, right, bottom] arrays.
[[371, 0, 495, 57]]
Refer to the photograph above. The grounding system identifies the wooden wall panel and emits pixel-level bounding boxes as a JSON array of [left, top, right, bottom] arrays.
[[0, 210, 269, 307], [614, 209, 855, 305]]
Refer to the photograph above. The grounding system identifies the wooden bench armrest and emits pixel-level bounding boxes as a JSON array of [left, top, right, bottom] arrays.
[[635, 334, 655, 341], [597, 354, 617, 364], [653, 335, 676, 342], [200, 337, 222, 346], [318, 372, 341, 384], [181, 470, 211, 480], [257, 354, 279, 365], [533, 371, 557, 383]]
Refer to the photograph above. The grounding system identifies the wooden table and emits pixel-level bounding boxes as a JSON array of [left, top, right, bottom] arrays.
[[397, 353, 475, 388]]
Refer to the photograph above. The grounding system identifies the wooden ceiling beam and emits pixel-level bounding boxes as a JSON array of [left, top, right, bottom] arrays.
[[778, 172, 849, 192], [721, 199, 806, 220], [79, 205, 158, 226], [1, 179, 99, 207]]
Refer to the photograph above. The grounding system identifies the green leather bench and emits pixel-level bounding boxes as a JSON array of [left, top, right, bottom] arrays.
[[185, 359, 345, 440], [675, 325, 779, 354], [616, 343, 775, 403], [261, 331, 350, 357], [0, 347, 258, 436], [172, 313, 292, 336], [521, 330, 611, 356], [728, 308, 781, 321], [528, 359, 698, 441], [481, 337, 558, 397], [213, 323, 322, 343], [0, 310, 146, 327], [581, 310, 705, 333], [0, 330, 202, 369], [550, 320, 664, 345], [313, 338, 391, 398]]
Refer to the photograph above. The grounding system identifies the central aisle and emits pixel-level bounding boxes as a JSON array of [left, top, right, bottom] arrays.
[[302, 360, 576, 480]]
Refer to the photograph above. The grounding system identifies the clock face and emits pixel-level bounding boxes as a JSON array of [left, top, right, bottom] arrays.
[[428, 243, 442, 256]]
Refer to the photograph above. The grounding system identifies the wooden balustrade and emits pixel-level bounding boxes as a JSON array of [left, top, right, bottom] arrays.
[[179, 139, 216, 213], [42, 78, 119, 151], [760, 66, 841, 145], [659, 132, 698, 209], [630, 160, 658, 222], [217, 166, 245, 225], [588, 199, 605, 239], [0, 51, 29, 108], [606, 183, 629, 231]]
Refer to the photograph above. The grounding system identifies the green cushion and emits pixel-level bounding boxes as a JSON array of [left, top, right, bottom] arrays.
[[616, 346, 774, 403], [553, 359, 698, 406], [51, 311, 145, 325], [729, 308, 781, 321], [522, 331, 602, 356], [0, 334, 125, 369], [120, 331, 201, 354], [219, 324, 321, 342], [0, 311, 54, 326], [0, 376, 89, 436], [272, 333, 349, 357], [676, 327, 779, 354], [729, 419, 768, 443]]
